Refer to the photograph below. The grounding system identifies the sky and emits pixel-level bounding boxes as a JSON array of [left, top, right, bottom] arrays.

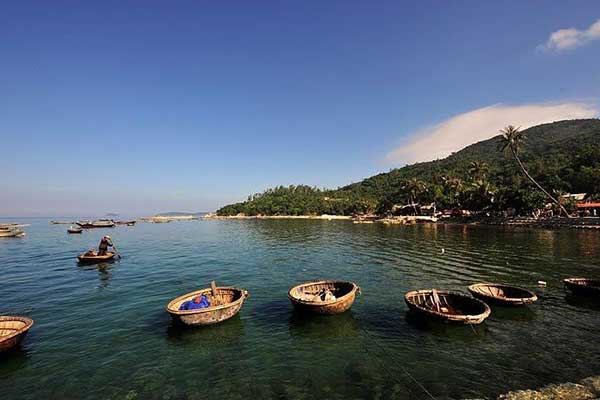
[[1, 1, 600, 217]]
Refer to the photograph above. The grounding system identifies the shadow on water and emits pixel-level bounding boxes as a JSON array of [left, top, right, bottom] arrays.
[[487, 305, 537, 322], [0, 347, 31, 377], [288, 310, 359, 338], [165, 314, 245, 344], [564, 294, 600, 311], [404, 311, 488, 339], [78, 262, 117, 289]]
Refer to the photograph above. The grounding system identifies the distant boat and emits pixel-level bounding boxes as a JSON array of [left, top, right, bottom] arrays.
[[115, 220, 136, 226], [67, 226, 83, 234], [0, 224, 27, 238], [76, 220, 116, 228], [563, 278, 600, 297], [50, 220, 73, 225]]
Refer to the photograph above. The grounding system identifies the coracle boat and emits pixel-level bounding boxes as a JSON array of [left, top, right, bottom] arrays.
[[563, 278, 600, 297], [68, 227, 83, 234], [76, 220, 116, 229], [288, 280, 360, 315], [77, 251, 116, 264], [166, 281, 249, 326], [0, 316, 34, 353], [405, 289, 491, 324], [468, 283, 538, 306]]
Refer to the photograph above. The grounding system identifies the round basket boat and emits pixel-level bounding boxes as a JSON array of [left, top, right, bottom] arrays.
[[288, 280, 360, 315], [468, 283, 538, 306], [405, 289, 491, 324], [77, 251, 116, 264], [0, 316, 34, 353], [68, 228, 83, 234], [166, 283, 249, 326], [563, 278, 600, 297]]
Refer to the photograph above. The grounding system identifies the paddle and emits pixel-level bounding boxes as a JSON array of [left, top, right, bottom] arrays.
[[112, 242, 122, 259]]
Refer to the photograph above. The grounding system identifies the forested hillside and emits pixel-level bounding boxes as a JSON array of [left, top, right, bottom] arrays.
[[217, 119, 600, 216]]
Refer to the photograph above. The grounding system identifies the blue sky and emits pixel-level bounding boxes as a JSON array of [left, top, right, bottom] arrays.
[[2, 1, 600, 216]]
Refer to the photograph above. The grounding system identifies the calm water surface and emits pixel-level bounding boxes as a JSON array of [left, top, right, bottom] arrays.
[[1, 219, 599, 399]]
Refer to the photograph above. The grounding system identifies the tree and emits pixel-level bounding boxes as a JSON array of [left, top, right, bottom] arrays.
[[498, 125, 571, 217], [402, 178, 427, 214], [467, 161, 489, 182]]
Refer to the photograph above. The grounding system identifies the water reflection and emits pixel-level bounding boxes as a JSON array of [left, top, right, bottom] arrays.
[[166, 314, 245, 344], [564, 294, 600, 311], [288, 311, 359, 338], [404, 311, 488, 339], [78, 262, 116, 289]]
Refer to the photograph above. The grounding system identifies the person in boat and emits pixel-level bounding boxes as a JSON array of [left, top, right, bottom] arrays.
[[179, 294, 211, 310], [98, 235, 114, 256]]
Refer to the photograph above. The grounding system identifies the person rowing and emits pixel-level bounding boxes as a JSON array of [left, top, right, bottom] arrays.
[[98, 235, 114, 256]]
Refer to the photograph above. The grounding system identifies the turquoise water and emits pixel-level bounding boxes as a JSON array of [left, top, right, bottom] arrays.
[[1, 219, 599, 400]]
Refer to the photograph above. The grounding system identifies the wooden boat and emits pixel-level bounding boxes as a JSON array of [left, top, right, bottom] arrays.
[[467, 283, 538, 306], [0, 316, 34, 353], [288, 280, 360, 315], [563, 278, 600, 297], [166, 281, 249, 326], [405, 289, 491, 324], [68, 227, 83, 234], [77, 251, 116, 264], [76, 220, 116, 229]]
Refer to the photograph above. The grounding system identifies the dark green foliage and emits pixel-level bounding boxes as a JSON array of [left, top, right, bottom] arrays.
[[217, 119, 600, 216]]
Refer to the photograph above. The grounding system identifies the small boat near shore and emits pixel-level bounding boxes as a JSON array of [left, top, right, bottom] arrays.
[[563, 278, 600, 297], [0, 316, 34, 353], [76, 220, 116, 229], [288, 280, 360, 315], [77, 251, 116, 264], [166, 281, 249, 326], [468, 283, 538, 306], [68, 226, 83, 234], [405, 289, 491, 324]]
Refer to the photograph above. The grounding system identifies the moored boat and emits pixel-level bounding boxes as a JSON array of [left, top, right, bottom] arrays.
[[76, 220, 116, 228], [77, 251, 116, 264], [166, 282, 249, 326], [405, 289, 491, 324], [68, 226, 83, 234], [563, 278, 600, 297], [468, 283, 538, 306], [0, 316, 34, 353], [0, 224, 26, 238], [288, 280, 360, 315], [115, 220, 136, 226]]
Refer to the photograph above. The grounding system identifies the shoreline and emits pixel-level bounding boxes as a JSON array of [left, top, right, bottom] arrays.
[[203, 214, 352, 220], [492, 375, 600, 400]]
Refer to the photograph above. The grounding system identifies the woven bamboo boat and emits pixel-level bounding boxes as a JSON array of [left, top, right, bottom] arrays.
[[77, 251, 116, 264], [405, 289, 491, 324], [166, 282, 249, 326], [563, 278, 600, 297], [68, 227, 83, 234], [0, 316, 33, 353], [468, 283, 537, 306], [288, 280, 360, 315]]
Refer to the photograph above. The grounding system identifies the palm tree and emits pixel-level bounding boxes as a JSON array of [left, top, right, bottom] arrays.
[[467, 161, 489, 182], [402, 178, 427, 214], [498, 125, 570, 217]]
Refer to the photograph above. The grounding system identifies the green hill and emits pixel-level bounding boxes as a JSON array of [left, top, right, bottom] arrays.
[[217, 119, 600, 216]]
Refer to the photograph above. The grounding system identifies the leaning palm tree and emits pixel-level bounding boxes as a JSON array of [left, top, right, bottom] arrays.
[[498, 125, 571, 217]]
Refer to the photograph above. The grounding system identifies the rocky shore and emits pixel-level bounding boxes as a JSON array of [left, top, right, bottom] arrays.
[[476, 375, 600, 400]]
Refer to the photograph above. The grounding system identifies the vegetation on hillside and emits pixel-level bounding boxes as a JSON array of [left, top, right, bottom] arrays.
[[217, 119, 600, 216]]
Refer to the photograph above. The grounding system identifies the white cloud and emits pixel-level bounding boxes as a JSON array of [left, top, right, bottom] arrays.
[[385, 102, 599, 165], [541, 19, 600, 52]]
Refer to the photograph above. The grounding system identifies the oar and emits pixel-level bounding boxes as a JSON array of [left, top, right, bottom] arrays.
[[112, 243, 122, 259]]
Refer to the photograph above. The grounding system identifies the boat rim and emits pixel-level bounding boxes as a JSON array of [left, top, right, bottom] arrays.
[[166, 286, 249, 315], [287, 280, 359, 306]]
